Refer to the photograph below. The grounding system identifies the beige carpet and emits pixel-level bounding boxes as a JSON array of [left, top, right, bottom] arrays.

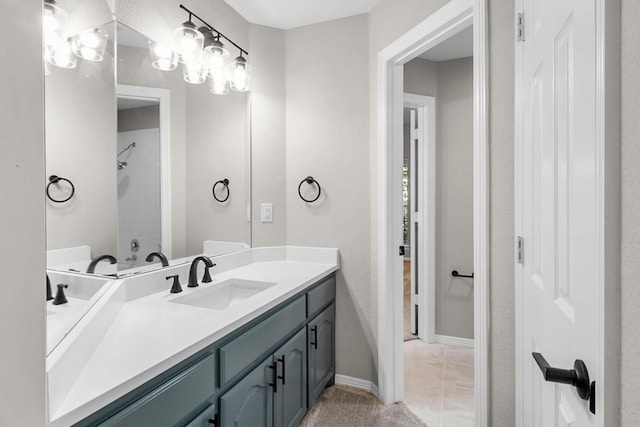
[[300, 385, 427, 427], [404, 260, 418, 341]]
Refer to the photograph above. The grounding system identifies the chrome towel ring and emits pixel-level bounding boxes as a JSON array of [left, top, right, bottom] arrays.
[[212, 178, 230, 203], [46, 175, 75, 203], [298, 176, 321, 203]]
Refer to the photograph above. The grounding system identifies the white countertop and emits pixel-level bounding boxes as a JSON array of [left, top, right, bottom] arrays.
[[47, 246, 338, 427]]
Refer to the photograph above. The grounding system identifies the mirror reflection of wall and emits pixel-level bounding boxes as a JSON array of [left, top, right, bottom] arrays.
[[45, 20, 117, 272]]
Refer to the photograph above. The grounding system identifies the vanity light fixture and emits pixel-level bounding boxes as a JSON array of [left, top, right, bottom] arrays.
[[168, 4, 250, 92], [42, 0, 109, 73], [71, 27, 108, 62], [148, 40, 178, 71], [174, 14, 204, 65]]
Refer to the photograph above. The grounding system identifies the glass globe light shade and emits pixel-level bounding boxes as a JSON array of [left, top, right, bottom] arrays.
[[148, 40, 178, 71], [174, 20, 204, 64], [43, 0, 67, 36], [46, 37, 77, 69], [227, 55, 251, 92], [209, 76, 229, 95], [71, 27, 108, 61], [204, 37, 229, 80], [182, 61, 207, 84]]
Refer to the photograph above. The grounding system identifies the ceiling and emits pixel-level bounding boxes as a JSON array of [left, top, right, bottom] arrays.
[[418, 25, 473, 62], [223, 0, 381, 30]]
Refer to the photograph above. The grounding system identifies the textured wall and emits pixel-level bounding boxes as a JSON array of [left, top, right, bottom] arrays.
[[621, 0, 640, 424], [0, 0, 46, 424], [285, 14, 377, 382], [487, 0, 515, 424], [250, 24, 287, 247]]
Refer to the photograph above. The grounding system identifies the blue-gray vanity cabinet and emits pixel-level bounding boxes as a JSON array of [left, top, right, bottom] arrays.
[[220, 328, 308, 427], [219, 357, 274, 427], [97, 353, 216, 427], [273, 328, 307, 427], [307, 303, 335, 407], [185, 402, 216, 427]]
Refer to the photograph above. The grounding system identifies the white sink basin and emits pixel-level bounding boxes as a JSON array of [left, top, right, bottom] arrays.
[[170, 279, 277, 310]]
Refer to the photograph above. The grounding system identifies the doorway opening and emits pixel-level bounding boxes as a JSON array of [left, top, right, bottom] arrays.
[[376, 0, 488, 425], [401, 27, 475, 424], [116, 84, 171, 270]]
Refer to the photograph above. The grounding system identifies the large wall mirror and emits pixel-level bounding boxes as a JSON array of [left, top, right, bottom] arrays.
[[45, 15, 251, 278]]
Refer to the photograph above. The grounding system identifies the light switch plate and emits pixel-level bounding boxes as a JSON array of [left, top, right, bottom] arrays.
[[261, 203, 273, 223]]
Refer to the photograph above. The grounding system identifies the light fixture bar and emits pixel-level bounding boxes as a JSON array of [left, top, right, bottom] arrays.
[[179, 4, 248, 56]]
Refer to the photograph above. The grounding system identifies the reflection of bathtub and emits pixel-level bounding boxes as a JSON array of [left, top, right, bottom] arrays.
[[203, 240, 250, 256], [47, 246, 118, 275]]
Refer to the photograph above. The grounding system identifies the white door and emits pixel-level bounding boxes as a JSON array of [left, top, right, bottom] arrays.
[[520, 0, 600, 425], [409, 108, 420, 335]]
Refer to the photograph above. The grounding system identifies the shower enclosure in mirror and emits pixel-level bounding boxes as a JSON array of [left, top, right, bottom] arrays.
[[45, 19, 251, 278]]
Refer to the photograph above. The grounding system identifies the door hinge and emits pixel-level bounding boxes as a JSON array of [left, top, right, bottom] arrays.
[[516, 236, 524, 264], [516, 13, 525, 42]]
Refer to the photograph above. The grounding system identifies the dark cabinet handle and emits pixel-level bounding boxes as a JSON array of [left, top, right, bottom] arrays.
[[268, 362, 278, 393], [311, 326, 318, 349], [277, 355, 286, 385], [532, 352, 593, 405], [208, 414, 217, 425]]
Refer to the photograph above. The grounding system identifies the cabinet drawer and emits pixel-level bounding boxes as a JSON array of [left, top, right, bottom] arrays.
[[186, 402, 216, 427], [219, 296, 306, 387], [99, 353, 216, 427], [306, 275, 335, 317]]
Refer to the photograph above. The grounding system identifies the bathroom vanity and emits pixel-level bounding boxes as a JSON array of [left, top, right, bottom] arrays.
[[47, 246, 338, 427]]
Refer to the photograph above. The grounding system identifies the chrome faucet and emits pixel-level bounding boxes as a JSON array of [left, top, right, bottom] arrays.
[[87, 254, 117, 274], [146, 251, 169, 267], [188, 256, 216, 288]]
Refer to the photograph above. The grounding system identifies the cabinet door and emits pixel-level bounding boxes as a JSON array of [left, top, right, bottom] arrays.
[[273, 329, 307, 427], [307, 303, 335, 407], [219, 358, 274, 427]]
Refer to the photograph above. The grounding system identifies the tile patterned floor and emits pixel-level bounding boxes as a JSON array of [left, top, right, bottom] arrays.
[[403, 340, 475, 427]]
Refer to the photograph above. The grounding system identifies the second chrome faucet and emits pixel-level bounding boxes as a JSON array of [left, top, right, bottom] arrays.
[[188, 256, 216, 288]]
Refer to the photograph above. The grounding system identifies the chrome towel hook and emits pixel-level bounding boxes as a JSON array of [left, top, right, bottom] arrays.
[[46, 175, 75, 203], [212, 178, 230, 203], [298, 176, 321, 203]]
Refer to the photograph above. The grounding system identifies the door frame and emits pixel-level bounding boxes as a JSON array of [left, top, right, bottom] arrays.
[[404, 93, 436, 343], [376, 0, 488, 424], [514, 0, 620, 424], [116, 84, 172, 259]]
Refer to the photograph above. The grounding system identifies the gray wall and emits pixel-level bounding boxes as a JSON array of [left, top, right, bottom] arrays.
[[0, 0, 46, 425], [621, 0, 640, 424], [250, 24, 287, 247], [45, 25, 118, 257], [118, 105, 160, 131], [435, 57, 474, 339], [286, 14, 376, 383]]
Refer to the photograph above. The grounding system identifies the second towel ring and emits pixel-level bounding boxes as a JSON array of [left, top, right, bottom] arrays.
[[212, 178, 230, 203], [46, 175, 75, 203], [298, 176, 321, 203]]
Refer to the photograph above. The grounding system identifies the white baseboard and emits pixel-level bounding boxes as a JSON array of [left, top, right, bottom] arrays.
[[334, 374, 379, 397], [434, 334, 475, 347]]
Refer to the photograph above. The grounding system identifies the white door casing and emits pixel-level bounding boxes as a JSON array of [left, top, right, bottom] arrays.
[[515, 0, 620, 424]]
